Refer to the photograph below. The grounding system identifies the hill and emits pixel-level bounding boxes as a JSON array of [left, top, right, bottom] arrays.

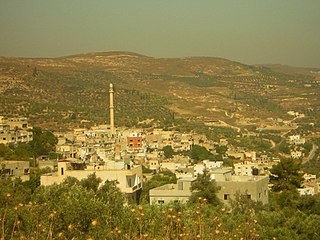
[[0, 51, 319, 130]]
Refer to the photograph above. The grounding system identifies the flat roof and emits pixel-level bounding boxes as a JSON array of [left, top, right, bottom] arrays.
[[211, 168, 232, 174]]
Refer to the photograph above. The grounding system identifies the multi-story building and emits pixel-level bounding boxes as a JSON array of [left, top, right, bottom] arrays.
[[41, 159, 143, 203], [233, 161, 259, 176], [212, 169, 269, 205], [127, 132, 144, 152], [0, 116, 33, 144], [288, 135, 306, 145]]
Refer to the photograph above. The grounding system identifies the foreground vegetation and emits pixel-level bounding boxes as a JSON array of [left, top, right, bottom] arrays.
[[0, 172, 319, 240]]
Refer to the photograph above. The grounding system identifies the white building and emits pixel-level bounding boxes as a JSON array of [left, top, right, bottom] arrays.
[[41, 159, 143, 203], [233, 162, 259, 176], [194, 160, 224, 176], [288, 135, 305, 145], [291, 150, 303, 159]]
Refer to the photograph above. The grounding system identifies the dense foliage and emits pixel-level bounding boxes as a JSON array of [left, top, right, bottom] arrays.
[[162, 145, 175, 159], [270, 158, 304, 192], [190, 169, 220, 205], [189, 145, 214, 163], [1, 174, 320, 240]]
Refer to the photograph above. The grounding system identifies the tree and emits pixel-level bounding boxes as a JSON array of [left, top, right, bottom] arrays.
[[28, 127, 58, 158], [190, 144, 214, 163], [96, 180, 126, 227], [0, 144, 13, 159], [215, 145, 228, 155], [62, 176, 80, 187], [80, 173, 102, 192], [190, 169, 220, 205], [279, 141, 291, 154], [162, 145, 174, 158], [270, 158, 304, 192]]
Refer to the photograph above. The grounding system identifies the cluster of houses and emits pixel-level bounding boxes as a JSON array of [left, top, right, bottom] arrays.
[[0, 116, 33, 145], [1, 116, 319, 205]]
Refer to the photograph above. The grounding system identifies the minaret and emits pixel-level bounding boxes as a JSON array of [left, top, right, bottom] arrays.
[[109, 83, 115, 133]]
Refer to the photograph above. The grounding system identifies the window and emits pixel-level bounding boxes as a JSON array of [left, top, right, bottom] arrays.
[[224, 194, 230, 200], [158, 200, 164, 204], [259, 193, 261, 198], [127, 177, 132, 187], [247, 195, 251, 199], [264, 190, 267, 196]]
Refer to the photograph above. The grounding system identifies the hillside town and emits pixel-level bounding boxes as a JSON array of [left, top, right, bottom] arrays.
[[1, 83, 319, 206]]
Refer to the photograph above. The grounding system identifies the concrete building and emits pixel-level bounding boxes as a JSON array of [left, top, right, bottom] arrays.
[[0, 160, 30, 181], [150, 178, 196, 204], [127, 132, 144, 152], [148, 159, 160, 172], [194, 160, 223, 176], [288, 135, 306, 145], [160, 162, 183, 172], [233, 161, 259, 176], [0, 116, 33, 145], [212, 169, 269, 205], [41, 159, 143, 203], [291, 150, 303, 159], [149, 168, 269, 205]]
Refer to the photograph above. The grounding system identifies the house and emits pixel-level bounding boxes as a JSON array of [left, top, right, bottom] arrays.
[[288, 135, 305, 145], [194, 160, 223, 176], [0, 160, 30, 181], [41, 159, 143, 203], [150, 178, 196, 204], [212, 169, 269, 205], [148, 159, 160, 172], [233, 162, 259, 176], [298, 174, 319, 196], [160, 162, 182, 172], [219, 138, 228, 146], [149, 168, 269, 205], [0, 116, 33, 145], [291, 150, 303, 159]]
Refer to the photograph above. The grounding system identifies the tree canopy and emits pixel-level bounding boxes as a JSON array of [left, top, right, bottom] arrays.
[[270, 158, 304, 192], [162, 145, 174, 159], [189, 144, 214, 163], [190, 169, 220, 205]]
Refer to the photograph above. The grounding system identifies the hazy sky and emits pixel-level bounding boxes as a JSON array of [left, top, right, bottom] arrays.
[[0, 0, 319, 67]]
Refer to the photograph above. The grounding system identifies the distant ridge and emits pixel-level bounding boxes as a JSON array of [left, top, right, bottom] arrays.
[[0, 51, 318, 130]]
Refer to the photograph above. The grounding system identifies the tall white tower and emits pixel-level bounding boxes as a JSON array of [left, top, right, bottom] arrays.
[[109, 83, 115, 133]]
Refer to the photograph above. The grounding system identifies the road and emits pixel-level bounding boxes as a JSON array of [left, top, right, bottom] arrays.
[[303, 144, 318, 164]]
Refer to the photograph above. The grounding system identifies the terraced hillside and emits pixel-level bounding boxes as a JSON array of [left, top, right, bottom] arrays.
[[0, 52, 319, 130]]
